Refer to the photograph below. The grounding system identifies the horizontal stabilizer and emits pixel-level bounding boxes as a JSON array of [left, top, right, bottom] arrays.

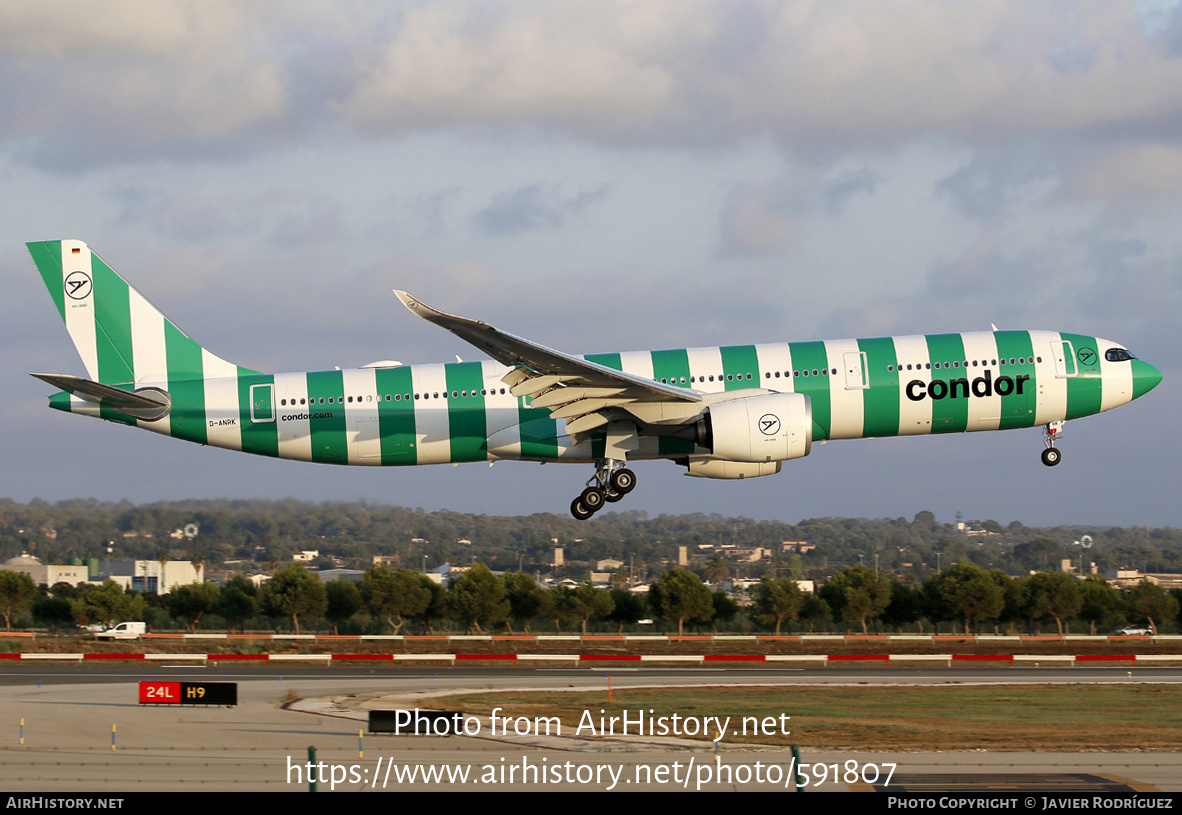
[[31, 373, 171, 422]]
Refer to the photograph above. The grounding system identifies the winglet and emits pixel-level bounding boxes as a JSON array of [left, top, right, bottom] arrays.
[[394, 290, 488, 329]]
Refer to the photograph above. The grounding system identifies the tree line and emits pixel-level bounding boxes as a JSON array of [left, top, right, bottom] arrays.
[[3, 499, 1182, 584], [2, 561, 1179, 636]]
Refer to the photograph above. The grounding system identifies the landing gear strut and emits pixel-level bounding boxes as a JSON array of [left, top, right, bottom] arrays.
[[1041, 421, 1064, 467], [569, 459, 636, 520]]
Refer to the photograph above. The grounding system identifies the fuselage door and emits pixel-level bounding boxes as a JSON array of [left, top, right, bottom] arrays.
[[250, 383, 275, 423], [843, 351, 869, 390], [1052, 341, 1078, 378]]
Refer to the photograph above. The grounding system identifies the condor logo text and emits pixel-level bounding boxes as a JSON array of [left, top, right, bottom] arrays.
[[905, 370, 1030, 402]]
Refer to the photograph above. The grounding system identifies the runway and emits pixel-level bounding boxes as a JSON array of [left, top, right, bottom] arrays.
[[1, 665, 1179, 792]]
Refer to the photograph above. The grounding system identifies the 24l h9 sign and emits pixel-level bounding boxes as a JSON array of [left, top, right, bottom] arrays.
[[138, 681, 237, 706]]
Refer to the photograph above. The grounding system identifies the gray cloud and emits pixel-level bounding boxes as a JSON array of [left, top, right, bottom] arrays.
[[112, 185, 346, 248], [6, 2, 1182, 174], [717, 165, 883, 257], [477, 183, 608, 233], [936, 148, 1061, 220]]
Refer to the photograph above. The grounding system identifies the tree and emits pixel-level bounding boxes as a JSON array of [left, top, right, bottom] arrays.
[[881, 581, 923, 634], [1125, 580, 1180, 635], [261, 565, 327, 634], [413, 575, 446, 634], [753, 576, 803, 635], [545, 586, 576, 633], [819, 565, 891, 634], [565, 581, 614, 634], [325, 577, 362, 634], [711, 590, 740, 632], [31, 596, 75, 630], [703, 556, 730, 584], [1013, 538, 1065, 570], [167, 582, 220, 633], [800, 593, 831, 633], [607, 588, 644, 634], [651, 569, 713, 635], [361, 566, 429, 634], [503, 572, 548, 633], [155, 548, 171, 592], [1024, 572, 1082, 636], [1078, 575, 1122, 636], [215, 575, 258, 633], [81, 580, 146, 628], [934, 561, 1004, 634], [990, 569, 1027, 635], [0, 571, 37, 631], [444, 564, 509, 633]]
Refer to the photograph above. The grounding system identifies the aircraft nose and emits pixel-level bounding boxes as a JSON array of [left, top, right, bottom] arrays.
[[1132, 359, 1163, 398]]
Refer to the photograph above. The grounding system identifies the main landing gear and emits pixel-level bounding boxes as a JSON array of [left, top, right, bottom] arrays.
[[570, 460, 637, 520], [1041, 421, 1064, 467]]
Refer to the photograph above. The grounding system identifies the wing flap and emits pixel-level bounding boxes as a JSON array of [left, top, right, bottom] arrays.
[[530, 386, 627, 409]]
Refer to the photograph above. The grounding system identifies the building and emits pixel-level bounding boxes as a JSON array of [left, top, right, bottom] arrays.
[[2, 554, 89, 587], [97, 560, 204, 594]]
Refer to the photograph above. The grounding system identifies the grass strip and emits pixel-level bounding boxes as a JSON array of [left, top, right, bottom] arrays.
[[444, 684, 1182, 751]]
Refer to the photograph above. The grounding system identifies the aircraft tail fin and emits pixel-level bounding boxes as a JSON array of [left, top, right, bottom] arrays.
[[27, 240, 250, 386]]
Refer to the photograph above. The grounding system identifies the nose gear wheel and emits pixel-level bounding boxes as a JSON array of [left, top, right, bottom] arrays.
[[1041, 421, 1064, 467]]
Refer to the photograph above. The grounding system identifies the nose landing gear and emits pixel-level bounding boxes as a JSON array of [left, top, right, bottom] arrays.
[[569, 459, 636, 520], [1041, 421, 1064, 467]]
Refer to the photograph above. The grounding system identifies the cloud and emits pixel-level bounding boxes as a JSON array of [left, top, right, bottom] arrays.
[[0, 0, 290, 168], [407, 187, 463, 235], [335, 3, 676, 139], [477, 182, 608, 233], [717, 183, 797, 257], [268, 194, 345, 248], [718, 165, 882, 256], [332, 1, 1182, 154], [821, 167, 885, 215], [1072, 142, 1182, 202], [111, 184, 345, 247], [8, 2, 1182, 171]]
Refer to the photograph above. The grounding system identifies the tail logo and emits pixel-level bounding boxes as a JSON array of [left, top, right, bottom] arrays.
[[64, 271, 91, 300]]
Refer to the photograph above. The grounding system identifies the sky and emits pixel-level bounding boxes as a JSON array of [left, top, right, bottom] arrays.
[[3, 1, 1181, 528]]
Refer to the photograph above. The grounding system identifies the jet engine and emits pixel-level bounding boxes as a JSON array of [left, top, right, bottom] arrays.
[[702, 391, 812, 464]]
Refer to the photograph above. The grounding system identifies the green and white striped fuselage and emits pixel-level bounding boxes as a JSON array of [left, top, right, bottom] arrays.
[[53, 331, 1157, 467], [30, 239, 1161, 488]]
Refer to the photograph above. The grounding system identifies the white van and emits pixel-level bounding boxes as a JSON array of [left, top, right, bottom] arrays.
[[94, 622, 148, 640]]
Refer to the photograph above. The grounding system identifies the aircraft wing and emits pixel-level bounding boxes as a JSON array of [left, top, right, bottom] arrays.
[[394, 291, 701, 435]]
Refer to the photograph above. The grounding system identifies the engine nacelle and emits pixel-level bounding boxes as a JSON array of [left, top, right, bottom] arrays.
[[706, 392, 812, 463], [684, 458, 783, 480]]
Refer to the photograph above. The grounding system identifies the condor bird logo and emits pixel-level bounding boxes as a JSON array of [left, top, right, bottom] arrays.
[[759, 414, 780, 435], [64, 271, 91, 300]]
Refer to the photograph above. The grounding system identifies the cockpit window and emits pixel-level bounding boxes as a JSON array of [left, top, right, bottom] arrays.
[[1105, 348, 1137, 362]]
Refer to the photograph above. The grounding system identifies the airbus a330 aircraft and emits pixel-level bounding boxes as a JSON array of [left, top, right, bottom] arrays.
[[29, 240, 1162, 520]]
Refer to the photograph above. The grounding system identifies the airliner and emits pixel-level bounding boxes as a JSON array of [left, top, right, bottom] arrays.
[[29, 240, 1162, 520]]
